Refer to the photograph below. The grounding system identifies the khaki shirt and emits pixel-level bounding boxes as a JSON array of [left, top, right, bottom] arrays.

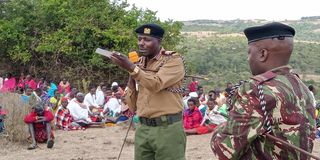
[[125, 48, 185, 118]]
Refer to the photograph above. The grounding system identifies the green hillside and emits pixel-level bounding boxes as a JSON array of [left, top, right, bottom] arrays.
[[179, 18, 320, 96], [181, 18, 320, 41]]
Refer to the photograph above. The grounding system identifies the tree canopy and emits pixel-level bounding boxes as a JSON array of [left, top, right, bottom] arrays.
[[0, 0, 183, 86]]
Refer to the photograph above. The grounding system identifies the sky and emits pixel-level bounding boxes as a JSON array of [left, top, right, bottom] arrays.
[[126, 0, 320, 21]]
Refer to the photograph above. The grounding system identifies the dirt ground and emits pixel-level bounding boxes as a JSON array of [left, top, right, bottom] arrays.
[[0, 123, 319, 160]]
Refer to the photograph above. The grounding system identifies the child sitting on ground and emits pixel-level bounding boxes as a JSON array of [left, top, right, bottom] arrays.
[[183, 99, 203, 130]]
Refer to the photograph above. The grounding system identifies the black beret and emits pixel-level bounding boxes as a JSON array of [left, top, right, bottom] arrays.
[[135, 23, 164, 38], [244, 22, 295, 44]]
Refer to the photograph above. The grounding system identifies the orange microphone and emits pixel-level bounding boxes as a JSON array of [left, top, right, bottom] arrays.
[[128, 51, 139, 63]]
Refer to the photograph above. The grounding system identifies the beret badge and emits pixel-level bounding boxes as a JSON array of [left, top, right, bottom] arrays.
[[144, 28, 151, 34]]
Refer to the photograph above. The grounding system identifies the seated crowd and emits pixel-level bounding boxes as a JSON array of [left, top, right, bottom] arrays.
[[182, 84, 229, 135], [2, 73, 317, 150], [0, 73, 133, 149]]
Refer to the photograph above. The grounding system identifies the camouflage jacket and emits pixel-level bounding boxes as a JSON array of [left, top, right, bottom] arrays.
[[211, 65, 316, 160]]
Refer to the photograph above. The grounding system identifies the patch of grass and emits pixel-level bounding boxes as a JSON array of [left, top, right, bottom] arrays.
[[0, 93, 30, 143]]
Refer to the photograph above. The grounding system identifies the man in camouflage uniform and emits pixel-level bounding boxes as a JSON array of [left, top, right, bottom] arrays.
[[211, 22, 316, 160]]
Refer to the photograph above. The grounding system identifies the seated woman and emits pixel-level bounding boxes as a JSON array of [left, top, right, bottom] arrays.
[[55, 98, 85, 131], [185, 98, 227, 135], [24, 103, 54, 150], [58, 78, 71, 95], [183, 99, 203, 130]]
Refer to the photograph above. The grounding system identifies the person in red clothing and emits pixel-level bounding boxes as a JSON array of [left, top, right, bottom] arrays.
[[0, 73, 16, 93], [54, 97, 85, 131], [188, 77, 198, 92], [24, 104, 54, 150], [184, 98, 220, 135], [17, 73, 25, 90], [183, 99, 203, 130], [25, 75, 37, 90], [58, 78, 71, 95]]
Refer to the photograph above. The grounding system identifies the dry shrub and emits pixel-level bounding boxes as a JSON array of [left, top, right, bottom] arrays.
[[0, 93, 30, 143]]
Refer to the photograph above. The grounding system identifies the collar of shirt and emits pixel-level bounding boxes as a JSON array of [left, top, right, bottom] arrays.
[[268, 65, 292, 75], [140, 47, 165, 66], [251, 65, 292, 81]]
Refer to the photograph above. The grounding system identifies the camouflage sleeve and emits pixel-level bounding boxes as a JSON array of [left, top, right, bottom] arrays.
[[211, 81, 265, 159]]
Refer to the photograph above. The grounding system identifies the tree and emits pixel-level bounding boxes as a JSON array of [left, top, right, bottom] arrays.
[[0, 0, 183, 89]]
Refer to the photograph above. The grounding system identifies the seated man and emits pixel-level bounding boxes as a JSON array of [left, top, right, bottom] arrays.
[[68, 92, 92, 127], [104, 97, 134, 124], [84, 85, 101, 115], [183, 99, 203, 130], [55, 98, 85, 131], [24, 103, 54, 150], [103, 92, 122, 117]]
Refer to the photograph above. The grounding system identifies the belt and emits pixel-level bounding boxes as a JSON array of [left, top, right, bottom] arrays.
[[139, 112, 182, 127]]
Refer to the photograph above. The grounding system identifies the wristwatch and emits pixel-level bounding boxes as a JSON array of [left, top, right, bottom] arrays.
[[129, 66, 140, 75]]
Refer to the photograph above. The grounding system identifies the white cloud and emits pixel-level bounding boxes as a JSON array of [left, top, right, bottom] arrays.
[[127, 0, 320, 21]]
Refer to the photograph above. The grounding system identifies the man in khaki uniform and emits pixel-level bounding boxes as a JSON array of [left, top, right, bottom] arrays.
[[110, 23, 186, 160]]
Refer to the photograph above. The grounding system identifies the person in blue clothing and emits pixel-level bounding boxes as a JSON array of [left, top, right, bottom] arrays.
[[21, 88, 33, 104], [47, 80, 57, 98]]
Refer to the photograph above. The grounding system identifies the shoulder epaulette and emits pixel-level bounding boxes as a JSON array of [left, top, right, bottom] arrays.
[[163, 51, 177, 56], [251, 71, 277, 84]]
